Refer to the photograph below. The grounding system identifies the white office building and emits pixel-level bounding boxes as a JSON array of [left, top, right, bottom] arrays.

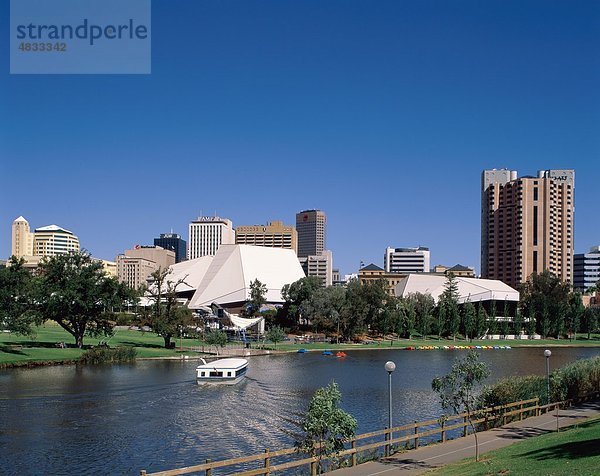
[[188, 216, 235, 259], [33, 225, 80, 257], [574, 247, 600, 293], [11, 216, 34, 258], [384, 247, 430, 274]]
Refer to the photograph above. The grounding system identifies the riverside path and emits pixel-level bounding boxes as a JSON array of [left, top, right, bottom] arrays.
[[330, 400, 600, 475]]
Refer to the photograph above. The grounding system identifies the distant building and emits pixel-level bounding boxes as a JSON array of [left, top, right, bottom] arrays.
[[332, 268, 341, 284], [154, 233, 187, 263], [116, 245, 176, 289], [33, 225, 80, 257], [299, 250, 333, 287], [574, 247, 600, 293], [100, 259, 117, 278], [384, 247, 430, 274], [188, 216, 235, 259], [432, 264, 476, 277], [235, 221, 297, 253], [481, 168, 575, 287], [358, 263, 406, 296], [11, 216, 34, 258], [296, 209, 326, 258]]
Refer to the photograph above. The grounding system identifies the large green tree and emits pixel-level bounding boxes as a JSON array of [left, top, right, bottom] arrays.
[[520, 270, 571, 338], [280, 276, 322, 327], [297, 382, 357, 474], [34, 251, 135, 348], [304, 286, 347, 339], [461, 301, 476, 341], [142, 267, 193, 348], [439, 274, 460, 339], [0, 257, 39, 335]]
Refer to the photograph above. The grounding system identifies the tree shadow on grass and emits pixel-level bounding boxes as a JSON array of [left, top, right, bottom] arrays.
[[116, 340, 165, 349], [0, 345, 26, 355], [517, 438, 600, 460]]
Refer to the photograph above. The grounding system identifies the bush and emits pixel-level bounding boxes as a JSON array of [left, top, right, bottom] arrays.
[[79, 346, 137, 365], [480, 356, 600, 409]]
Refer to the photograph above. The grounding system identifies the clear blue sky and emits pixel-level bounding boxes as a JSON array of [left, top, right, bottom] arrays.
[[1, 1, 598, 275]]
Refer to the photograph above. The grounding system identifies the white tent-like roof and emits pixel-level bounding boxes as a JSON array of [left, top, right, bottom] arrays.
[[163, 256, 213, 293], [188, 245, 306, 309], [395, 274, 519, 304]]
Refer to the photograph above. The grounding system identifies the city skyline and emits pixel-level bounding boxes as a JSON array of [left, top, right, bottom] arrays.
[[1, 1, 598, 275]]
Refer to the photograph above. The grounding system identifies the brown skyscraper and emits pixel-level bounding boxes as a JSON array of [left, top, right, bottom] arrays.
[[296, 209, 326, 258], [481, 169, 574, 287]]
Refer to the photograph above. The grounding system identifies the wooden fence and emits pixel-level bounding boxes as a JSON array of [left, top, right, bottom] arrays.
[[140, 392, 599, 476]]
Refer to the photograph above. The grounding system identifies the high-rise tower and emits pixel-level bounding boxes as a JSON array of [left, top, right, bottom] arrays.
[[481, 169, 574, 287], [188, 216, 235, 259], [296, 209, 326, 258]]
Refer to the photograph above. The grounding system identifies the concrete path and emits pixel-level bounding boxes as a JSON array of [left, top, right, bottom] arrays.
[[330, 400, 600, 475]]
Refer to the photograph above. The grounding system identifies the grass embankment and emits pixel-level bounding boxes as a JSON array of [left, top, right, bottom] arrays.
[[432, 417, 600, 475], [1, 324, 599, 367]]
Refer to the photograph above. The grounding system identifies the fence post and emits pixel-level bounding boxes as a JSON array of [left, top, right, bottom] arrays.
[[206, 459, 212, 476], [519, 403, 524, 421], [140, 472, 147, 476], [414, 421, 419, 449], [264, 449, 270, 475], [441, 420, 446, 443], [536, 398, 540, 416], [463, 416, 468, 437], [310, 459, 317, 476], [351, 440, 357, 467]]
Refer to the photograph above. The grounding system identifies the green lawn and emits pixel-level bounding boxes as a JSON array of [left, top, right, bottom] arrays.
[[431, 417, 600, 475], [1, 324, 599, 366]]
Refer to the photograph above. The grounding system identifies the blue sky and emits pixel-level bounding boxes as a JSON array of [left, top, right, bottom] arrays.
[[1, 0, 598, 275]]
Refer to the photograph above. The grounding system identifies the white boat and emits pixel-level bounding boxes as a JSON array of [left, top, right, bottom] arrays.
[[195, 358, 248, 385]]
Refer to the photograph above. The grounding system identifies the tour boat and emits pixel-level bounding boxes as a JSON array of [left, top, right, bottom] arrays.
[[195, 358, 248, 385]]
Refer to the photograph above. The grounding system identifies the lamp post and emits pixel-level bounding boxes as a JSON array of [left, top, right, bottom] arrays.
[[385, 361, 396, 455], [544, 349, 551, 404]]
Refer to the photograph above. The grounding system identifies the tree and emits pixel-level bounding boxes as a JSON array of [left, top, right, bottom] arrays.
[[432, 351, 490, 462], [281, 276, 322, 327], [512, 307, 524, 339], [412, 292, 435, 339], [488, 300, 498, 335], [0, 257, 39, 335], [245, 279, 267, 317], [567, 293, 584, 340], [143, 267, 193, 348], [461, 301, 476, 341], [520, 270, 571, 338], [304, 286, 346, 337], [204, 329, 228, 355], [474, 304, 487, 339], [581, 307, 599, 340], [440, 274, 460, 340], [297, 382, 357, 473], [34, 251, 135, 348], [500, 300, 510, 338], [265, 325, 286, 349]]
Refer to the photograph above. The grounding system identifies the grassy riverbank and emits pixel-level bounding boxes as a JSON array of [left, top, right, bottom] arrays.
[[433, 416, 600, 475], [1, 323, 599, 367]]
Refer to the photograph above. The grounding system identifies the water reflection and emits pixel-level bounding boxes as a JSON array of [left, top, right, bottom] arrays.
[[0, 347, 597, 475]]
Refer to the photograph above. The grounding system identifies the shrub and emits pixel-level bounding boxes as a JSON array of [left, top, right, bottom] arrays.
[[79, 346, 137, 365], [480, 356, 600, 409]]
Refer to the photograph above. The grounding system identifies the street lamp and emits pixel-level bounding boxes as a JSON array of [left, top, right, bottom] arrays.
[[385, 361, 396, 454], [544, 349, 551, 404]]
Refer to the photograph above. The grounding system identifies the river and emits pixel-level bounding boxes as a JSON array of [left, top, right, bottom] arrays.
[[0, 346, 598, 475]]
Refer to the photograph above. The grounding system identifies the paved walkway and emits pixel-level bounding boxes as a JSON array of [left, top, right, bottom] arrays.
[[330, 400, 600, 475]]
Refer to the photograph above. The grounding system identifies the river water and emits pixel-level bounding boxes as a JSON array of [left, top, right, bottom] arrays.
[[1, 346, 598, 475]]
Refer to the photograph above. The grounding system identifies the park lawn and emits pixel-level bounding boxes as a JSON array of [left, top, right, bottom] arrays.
[[0, 323, 212, 364], [432, 417, 600, 475]]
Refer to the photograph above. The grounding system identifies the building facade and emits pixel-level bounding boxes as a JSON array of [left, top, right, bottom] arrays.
[[481, 169, 575, 287], [574, 247, 600, 293], [11, 216, 34, 258], [235, 221, 298, 253], [154, 233, 187, 263], [116, 245, 176, 289], [33, 225, 80, 257], [188, 216, 235, 259], [384, 247, 430, 274], [299, 250, 333, 287], [358, 263, 406, 296], [296, 209, 326, 258]]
